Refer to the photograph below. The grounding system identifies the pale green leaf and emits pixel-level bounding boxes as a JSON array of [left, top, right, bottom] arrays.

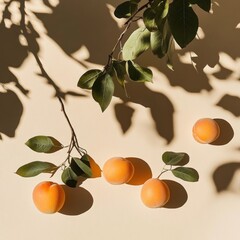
[[122, 27, 150, 60]]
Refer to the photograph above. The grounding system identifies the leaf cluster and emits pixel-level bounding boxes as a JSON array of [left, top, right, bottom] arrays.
[[161, 151, 199, 182], [16, 136, 92, 188], [78, 0, 211, 111]]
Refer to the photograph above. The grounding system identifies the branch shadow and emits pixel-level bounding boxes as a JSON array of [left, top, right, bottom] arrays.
[[59, 185, 94, 215]]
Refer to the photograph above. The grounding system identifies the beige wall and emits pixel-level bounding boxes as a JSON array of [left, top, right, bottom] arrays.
[[1, 1, 240, 239]]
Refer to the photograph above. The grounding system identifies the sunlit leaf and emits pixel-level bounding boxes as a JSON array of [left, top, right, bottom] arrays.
[[114, 1, 138, 18], [172, 167, 199, 182], [16, 161, 57, 177], [189, 0, 211, 12], [126, 61, 153, 82], [78, 69, 102, 89], [112, 60, 127, 87], [155, 0, 169, 29], [122, 27, 150, 60], [25, 136, 63, 153], [72, 155, 92, 177], [143, 8, 158, 32], [168, 1, 198, 48], [92, 73, 114, 112], [162, 151, 186, 165], [61, 167, 78, 188], [166, 36, 175, 70]]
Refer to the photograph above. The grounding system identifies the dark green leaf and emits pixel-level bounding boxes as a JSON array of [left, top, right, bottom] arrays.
[[25, 136, 63, 153], [168, 1, 199, 48], [61, 167, 78, 188], [151, 0, 164, 9], [172, 167, 199, 182], [78, 69, 102, 89], [150, 30, 164, 58], [92, 73, 114, 112], [114, 1, 138, 18], [72, 155, 92, 177], [189, 0, 211, 12], [16, 161, 57, 177], [122, 27, 150, 60], [126, 61, 153, 82], [162, 151, 186, 165], [143, 8, 158, 32]]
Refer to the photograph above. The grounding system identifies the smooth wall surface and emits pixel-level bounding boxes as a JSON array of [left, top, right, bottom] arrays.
[[1, 0, 240, 239]]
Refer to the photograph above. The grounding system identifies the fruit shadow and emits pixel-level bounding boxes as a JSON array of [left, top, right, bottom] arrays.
[[212, 162, 240, 193], [211, 119, 234, 145], [59, 185, 93, 216], [125, 157, 152, 185], [163, 180, 188, 209]]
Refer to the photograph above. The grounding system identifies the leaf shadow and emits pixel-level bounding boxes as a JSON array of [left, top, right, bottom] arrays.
[[212, 162, 240, 193], [59, 185, 94, 215]]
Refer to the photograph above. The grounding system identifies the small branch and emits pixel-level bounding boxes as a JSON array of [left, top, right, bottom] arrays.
[[106, 0, 152, 66], [157, 165, 172, 179]]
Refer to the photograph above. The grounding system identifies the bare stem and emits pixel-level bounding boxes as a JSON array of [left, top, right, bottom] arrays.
[[19, 0, 86, 168], [157, 165, 172, 179]]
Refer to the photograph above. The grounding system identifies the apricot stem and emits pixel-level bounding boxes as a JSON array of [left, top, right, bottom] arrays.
[[157, 165, 172, 179]]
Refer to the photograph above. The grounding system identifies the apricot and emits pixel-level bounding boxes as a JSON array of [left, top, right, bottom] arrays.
[[141, 178, 170, 208], [103, 157, 134, 184], [192, 118, 220, 144], [32, 181, 65, 214]]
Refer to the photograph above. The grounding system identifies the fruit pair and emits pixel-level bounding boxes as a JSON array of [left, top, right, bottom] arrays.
[[103, 157, 170, 208]]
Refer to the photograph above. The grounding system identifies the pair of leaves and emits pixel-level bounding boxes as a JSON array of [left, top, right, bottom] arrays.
[[61, 154, 92, 188], [78, 59, 153, 111], [78, 70, 114, 112], [26, 135, 63, 153], [162, 151, 199, 182]]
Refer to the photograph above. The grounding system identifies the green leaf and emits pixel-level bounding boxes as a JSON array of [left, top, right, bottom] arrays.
[[168, 1, 199, 48], [189, 0, 211, 12], [126, 61, 153, 82], [143, 8, 158, 32], [72, 155, 92, 177], [78, 69, 102, 89], [16, 161, 57, 177], [166, 36, 175, 70], [150, 30, 164, 58], [172, 167, 199, 182], [112, 60, 127, 86], [155, 0, 169, 29], [114, 1, 138, 18], [61, 167, 78, 188], [151, 0, 164, 9], [162, 151, 186, 165], [25, 136, 63, 153], [92, 73, 114, 112], [122, 27, 150, 60]]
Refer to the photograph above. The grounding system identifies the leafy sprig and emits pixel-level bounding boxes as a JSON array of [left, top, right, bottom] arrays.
[[78, 0, 212, 111]]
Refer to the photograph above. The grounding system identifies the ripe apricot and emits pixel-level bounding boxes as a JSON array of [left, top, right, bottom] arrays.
[[141, 178, 170, 208], [192, 118, 220, 144], [32, 181, 65, 214], [103, 157, 134, 184]]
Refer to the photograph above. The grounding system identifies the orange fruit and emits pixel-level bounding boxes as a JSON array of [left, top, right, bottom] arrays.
[[141, 178, 170, 208], [192, 118, 220, 144], [32, 181, 65, 214], [103, 157, 134, 184]]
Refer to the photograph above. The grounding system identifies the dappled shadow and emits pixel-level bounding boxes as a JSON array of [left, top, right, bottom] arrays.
[[212, 162, 240, 193], [59, 185, 94, 215]]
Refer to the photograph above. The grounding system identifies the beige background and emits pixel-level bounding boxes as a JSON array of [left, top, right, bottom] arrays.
[[1, 0, 240, 239]]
